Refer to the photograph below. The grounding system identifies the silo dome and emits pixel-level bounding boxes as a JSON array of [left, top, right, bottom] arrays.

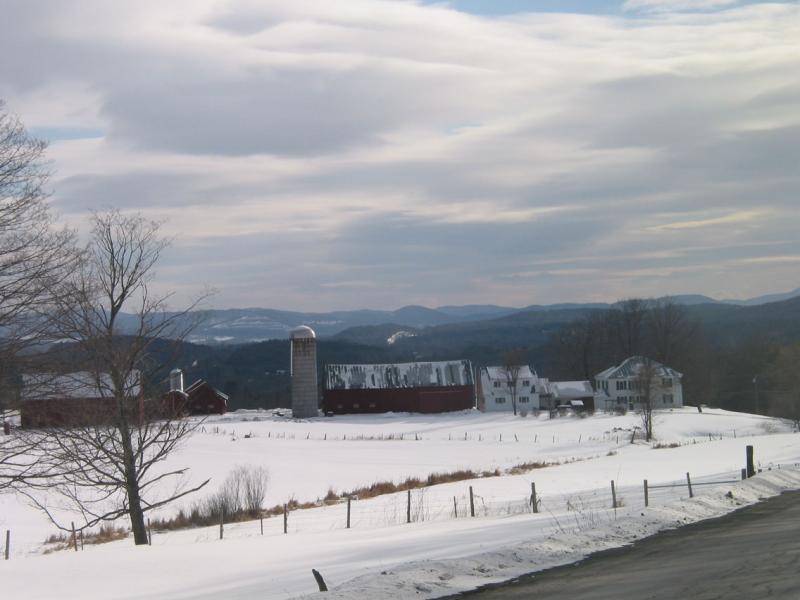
[[290, 325, 316, 340]]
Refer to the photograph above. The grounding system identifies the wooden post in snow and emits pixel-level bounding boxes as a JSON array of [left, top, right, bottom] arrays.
[[219, 511, 224, 540], [406, 490, 411, 524], [469, 486, 475, 517], [260, 516, 264, 535], [312, 569, 329, 592], [347, 497, 351, 529], [531, 482, 538, 513], [741, 468, 747, 480], [686, 473, 694, 498], [746, 445, 755, 478], [611, 481, 617, 510], [71, 522, 78, 552], [643, 480, 649, 508], [283, 504, 288, 534], [147, 519, 151, 546], [4, 530, 9, 560], [453, 496, 458, 518]]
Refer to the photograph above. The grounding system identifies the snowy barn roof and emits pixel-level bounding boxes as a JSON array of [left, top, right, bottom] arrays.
[[325, 360, 473, 390], [595, 356, 682, 380], [21, 371, 142, 401]]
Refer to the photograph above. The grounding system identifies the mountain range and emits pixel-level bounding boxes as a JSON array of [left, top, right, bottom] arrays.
[[169, 288, 800, 345]]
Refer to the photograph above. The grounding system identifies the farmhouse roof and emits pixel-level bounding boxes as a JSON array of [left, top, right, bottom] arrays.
[[595, 356, 682, 380], [325, 360, 473, 390], [551, 380, 594, 398], [481, 365, 537, 381]]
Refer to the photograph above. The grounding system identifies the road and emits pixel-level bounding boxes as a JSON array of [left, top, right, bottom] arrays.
[[443, 490, 800, 600]]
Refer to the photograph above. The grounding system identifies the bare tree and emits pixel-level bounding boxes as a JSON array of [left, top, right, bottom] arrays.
[[0, 101, 79, 490], [501, 348, 527, 416], [648, 298, 697, 366], [615, 298, 648, 358], [766, 343, 800, 429], [546, 311, 611, 386], [26, 210, 209, 545], [633, 358, 666, 442]]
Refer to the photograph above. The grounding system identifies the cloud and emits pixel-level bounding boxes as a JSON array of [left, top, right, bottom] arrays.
[[623, 0, 738, 12], [0, 0, 798, 309]]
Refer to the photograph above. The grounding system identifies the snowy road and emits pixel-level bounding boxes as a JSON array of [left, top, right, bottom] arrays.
[[447, 489, 800, 600]]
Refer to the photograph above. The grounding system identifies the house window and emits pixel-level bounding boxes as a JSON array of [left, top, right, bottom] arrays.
[[496, 397, 506, 404], [522, 380, 530, 387], [616, 380, 628, 391], [662, 378, 673, 387], [493, 381, 502, 388], [663, 394, 674, 403], [519, 396, 529, 403], [353, 403, 360, 409]]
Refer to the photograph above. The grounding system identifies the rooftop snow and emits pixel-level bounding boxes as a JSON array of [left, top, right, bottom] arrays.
[[596, 356, 682, 380], [21, 371, 142, 401], [325, 360, 473, 390]]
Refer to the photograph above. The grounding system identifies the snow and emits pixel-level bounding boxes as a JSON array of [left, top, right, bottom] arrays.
[[0, 407, 798, 600]]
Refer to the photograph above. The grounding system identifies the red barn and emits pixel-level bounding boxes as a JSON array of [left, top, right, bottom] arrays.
[[323, 360, 475, 415], [184, 380, 228, 415], [20, 371, 142, 428]]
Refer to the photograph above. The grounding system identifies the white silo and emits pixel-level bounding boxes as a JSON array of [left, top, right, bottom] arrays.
[[290, 326, 318, 418], [169, 368, 184, 392]]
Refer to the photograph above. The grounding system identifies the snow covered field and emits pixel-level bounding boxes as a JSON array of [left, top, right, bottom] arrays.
[[1, 407, 798, 599]]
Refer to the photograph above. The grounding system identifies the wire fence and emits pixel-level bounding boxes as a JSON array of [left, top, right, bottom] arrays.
[[143, 463, 800, 546]]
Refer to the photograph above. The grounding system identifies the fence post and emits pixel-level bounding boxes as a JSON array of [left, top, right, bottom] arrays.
[[80, 529, 85, 550], [469, 486, 475, 517], [406, 490, 411, 524], [260, 515, 264, 535], [611, 481, 617, 509], [4, 529, 9, 560], [453, 496, 458, 518], [347, 497, 351, 529], [643, 480, 649, 508], [283, 504, 288, 534], [531, 482, 538, 514], [71, 522, 78, 552], [312, 569, 329, 592], [147, 519, 151, 546], [219, 511, 224, 540], [741, 468, 747, 480], [686, 472, 694, 498], [746, 445, 755, 478]]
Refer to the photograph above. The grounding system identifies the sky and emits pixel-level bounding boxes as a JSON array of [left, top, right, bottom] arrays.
[[1, 0, 798, 311]]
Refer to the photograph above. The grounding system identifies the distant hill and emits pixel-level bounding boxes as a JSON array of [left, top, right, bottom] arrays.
[[721, 287, 800, 307], [108, 287, 800, 345]]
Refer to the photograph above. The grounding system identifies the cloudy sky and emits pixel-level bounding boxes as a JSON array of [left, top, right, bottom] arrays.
[[1, 0, 798, 311]]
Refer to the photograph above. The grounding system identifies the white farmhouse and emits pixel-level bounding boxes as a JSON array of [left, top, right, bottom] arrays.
[[594, 356, 683, 411], [478, 365, 543, 412]]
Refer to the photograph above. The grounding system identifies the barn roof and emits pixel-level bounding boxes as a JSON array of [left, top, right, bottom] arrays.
[[325, 360, 473, 390], [185, 379, 229, 400], [21, 371, 142, 401]]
